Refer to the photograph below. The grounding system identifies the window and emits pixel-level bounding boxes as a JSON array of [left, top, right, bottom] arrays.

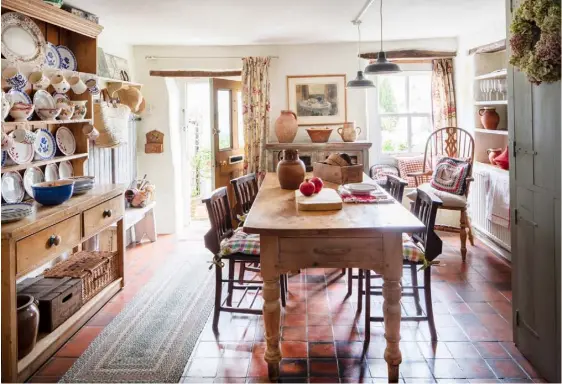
[[378, 72, 432, 154]]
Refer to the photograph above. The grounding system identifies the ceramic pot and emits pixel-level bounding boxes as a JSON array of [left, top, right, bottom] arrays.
[[494, 147, 509, 170], [479, 107, 500, 130], [487, 148, 503, 165], [71, 100, 88, 120], [306, 127, 333, 143], [274, 110, 298, 143], [17, 294, 39, 359], [337, 122, 361, 142], [277, 149, 305, 190]]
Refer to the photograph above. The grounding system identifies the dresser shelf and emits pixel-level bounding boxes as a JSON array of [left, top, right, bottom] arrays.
[[1, 153, 88, 173]]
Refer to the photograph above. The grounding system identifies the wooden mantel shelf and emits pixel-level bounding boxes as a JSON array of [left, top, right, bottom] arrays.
[[2, 0, 103, 38], [266, 142, 372, 151]]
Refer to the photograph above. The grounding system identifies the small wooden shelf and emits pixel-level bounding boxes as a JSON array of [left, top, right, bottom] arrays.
[[100, 77, 143, 88], [475, 128, 508, 135], [474, 69, 507, 80], [17, 278, 122, 381], [1, 153, 88, 173], [474, 100, 508, 106]]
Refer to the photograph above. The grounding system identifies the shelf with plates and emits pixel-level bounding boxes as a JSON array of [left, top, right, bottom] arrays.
[[1, 153, 87, 173], [2, 119, 92, 131], [474, 69, 507, 80], [474, 100, 508, 106], [474, 128, 508, 135]]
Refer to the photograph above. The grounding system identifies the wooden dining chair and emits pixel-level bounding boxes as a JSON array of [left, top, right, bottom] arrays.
[[203, 187, 287, 331], [361, 188, 443, 342], [405, 127, 475, 261]]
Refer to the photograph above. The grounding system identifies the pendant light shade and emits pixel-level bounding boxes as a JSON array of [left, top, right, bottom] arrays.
[[347, 21, 375, 88], [364, 0, 401, 75]]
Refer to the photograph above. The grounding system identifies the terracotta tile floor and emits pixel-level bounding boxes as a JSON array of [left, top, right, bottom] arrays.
[[28, 227, 544, 383]]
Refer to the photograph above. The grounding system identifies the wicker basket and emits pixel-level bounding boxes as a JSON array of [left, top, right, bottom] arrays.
[[44, 251, 119, 302]]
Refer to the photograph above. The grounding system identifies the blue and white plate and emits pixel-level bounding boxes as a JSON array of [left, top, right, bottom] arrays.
[[57, 45, 77, 71], [44, 42, 61, 69], [1, 202, 33, 223], [6, 89, 32, 105], [1, 150, 6, 167], [33, 129, 56, 160]]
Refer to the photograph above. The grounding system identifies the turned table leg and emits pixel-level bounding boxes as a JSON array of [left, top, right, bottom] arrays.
[[383, 233, 403, 383], [260, 236, 282, 382]]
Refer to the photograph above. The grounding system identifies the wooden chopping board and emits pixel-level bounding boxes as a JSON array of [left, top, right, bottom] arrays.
[[295, 188, 343, 211]]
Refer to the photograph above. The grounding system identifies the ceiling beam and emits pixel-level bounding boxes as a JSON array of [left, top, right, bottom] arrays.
[[468, 39, 506, 55], [149, 70, 242, 77], [359, 49, 457, 61]]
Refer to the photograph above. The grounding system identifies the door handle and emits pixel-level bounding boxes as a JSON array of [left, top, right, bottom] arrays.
[[313, 248, 351, 256]]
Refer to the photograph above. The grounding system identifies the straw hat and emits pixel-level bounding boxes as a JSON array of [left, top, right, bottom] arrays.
[[116, 87, 143, 112]]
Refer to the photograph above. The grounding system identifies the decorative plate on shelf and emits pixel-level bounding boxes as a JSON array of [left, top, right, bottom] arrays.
[[59, 160, 74, 179], [55, 126, 76, 156], [53, 93, 70, 104], [23, 166, 44, 197], [33, 129, 56, 160], [33, 90, 56, 110], [7, 133, 34, 164], [1, 171, 25, 203], [6, 89, 32, 105], [57, 45, 77, 71], [44, 42, 61, 69], [44, 163, 59, 182], [1, 12, 46, 68], [1, 202, 32, 223]]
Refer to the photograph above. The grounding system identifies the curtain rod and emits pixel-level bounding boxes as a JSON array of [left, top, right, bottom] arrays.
[[145, 55, 280, 60]]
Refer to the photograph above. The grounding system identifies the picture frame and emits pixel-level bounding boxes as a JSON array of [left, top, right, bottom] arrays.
[[287, 74, 347, 126]]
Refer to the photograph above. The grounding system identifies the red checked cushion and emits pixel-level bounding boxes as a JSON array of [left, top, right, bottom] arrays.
[[430, 157, 471, 195], [395, 156, 430, 187], [220, 228, 260, 256]]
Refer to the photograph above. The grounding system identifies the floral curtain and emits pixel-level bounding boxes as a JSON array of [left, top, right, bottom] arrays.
[[431, 59, 457, 129], [242, 57, 271, 181]]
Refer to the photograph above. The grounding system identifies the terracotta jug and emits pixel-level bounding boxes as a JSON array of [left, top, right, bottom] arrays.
[[479, 107, 500, 130], [276, 149, 305, 190], [337, 122, 361, 142], [17, 294, 39, 359], [274, 110, 298, 143], [487, 148, 503, 165]]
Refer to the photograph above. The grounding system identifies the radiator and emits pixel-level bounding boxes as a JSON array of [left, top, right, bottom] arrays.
[[469, 164, 511, 252]]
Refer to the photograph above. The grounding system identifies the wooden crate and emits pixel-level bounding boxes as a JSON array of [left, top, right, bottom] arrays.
[[17, 277, 83, 333], [312, 162, 363, 185]]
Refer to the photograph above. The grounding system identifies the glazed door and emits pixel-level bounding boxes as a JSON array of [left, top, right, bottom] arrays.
[[210, 78, 244, 206]]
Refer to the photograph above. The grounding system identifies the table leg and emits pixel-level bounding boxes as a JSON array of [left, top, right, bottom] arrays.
[[383, 233, 402, 383], [260, 236, 282, 382]]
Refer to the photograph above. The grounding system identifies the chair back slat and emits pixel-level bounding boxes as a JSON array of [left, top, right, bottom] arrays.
[[424, 127, 474, 176], [412, 188, 443, 261], [231, 173, 259, 216], [384, 174, 408, 202], [203, 187, 235, 254]]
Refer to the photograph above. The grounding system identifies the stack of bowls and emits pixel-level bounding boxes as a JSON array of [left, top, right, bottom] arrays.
[[67, 176, 95, 195], [1, 203, 33, 223]]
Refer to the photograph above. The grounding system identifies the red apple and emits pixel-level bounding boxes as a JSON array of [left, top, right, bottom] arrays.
[[299, 179, 316, 196], [309, 177, 323, 193]]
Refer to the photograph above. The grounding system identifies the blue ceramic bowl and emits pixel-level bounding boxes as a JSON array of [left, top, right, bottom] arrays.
[[32, 179, 75, 206]]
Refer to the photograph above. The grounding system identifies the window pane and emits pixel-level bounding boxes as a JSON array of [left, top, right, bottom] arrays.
[[411, 116, 432, 153], [237, 91, 244, 149], [409, 75, 432, 113], [381, 116, 408, 153], [217, 90, 231, 150], [378, 76, 406, 113]]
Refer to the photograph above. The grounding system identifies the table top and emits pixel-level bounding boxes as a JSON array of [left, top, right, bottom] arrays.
[[243, 173, 425, 236], [2, 184, 125, 240]]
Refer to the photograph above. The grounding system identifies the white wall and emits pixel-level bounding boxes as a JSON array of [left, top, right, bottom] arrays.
[[97, 32, 135, 81], [133, 38, 457, 234]]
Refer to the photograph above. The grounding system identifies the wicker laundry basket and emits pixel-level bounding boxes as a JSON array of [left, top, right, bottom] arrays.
[[93, 89, 131, 148]]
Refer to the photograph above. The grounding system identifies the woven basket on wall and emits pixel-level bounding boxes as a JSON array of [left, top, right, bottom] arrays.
[[93, 89, 131, 148]]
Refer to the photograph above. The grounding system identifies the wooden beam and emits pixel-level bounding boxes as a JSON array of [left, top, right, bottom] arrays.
[[468, 39, 506, 55], [149, 70, 242, 77], [359, 49, 456, 60]]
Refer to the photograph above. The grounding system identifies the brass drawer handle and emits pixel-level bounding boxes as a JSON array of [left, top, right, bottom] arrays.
[[313, 248, 351, 256], [103, 209, 113, 218], [48, 235, 61, 247]]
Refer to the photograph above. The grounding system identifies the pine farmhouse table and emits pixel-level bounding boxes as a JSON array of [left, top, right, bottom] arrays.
[[243, 173, 425, 382]]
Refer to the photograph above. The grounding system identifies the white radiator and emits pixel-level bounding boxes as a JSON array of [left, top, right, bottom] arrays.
[[469, 163, 511, 252]]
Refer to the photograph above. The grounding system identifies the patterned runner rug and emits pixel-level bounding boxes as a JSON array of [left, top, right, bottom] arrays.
[[61, 252, 214, 383]]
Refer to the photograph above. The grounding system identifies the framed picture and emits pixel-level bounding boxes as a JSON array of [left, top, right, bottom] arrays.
[[287, 74, 347, 126]]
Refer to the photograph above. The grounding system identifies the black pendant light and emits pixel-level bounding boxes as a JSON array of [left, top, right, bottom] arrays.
[[364, 0, 401, 75], [347, 21, 375, 88]]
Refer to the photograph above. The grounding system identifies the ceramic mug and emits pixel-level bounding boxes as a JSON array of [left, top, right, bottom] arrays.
[[85, 78, 100, 95], [68, 74, 87, 95], [12, 127, 36, 145], [2, 67, 27, 89], [1, 131, 14, 150], [82, 124, 99, 140], [51, 73, 70, 93], [29, 71, 50, 90]]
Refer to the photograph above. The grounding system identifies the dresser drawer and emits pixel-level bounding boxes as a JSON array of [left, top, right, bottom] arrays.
[[16, 215, 81, 276], [278, 237, 383, 270], [83, 196, 123, 238]]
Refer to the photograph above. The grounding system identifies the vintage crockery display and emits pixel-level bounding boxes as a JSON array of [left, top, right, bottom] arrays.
[[2, 131, 14, 150], [71, 100, 87, 120], [58, 160, 74, 179], [7, 89, 32, 105], [33, 129, 56, 160], [9, 102, 34, 122], [2, 91, 12, 122], [82, 124, 99, 140], [56, 45, 77, 71], [32, 179, 75, 206], [68, 74, 87, 94], [55, 126, 76, 155], [85, 78, 100, 95], [57, 101, 75, 120], [1, 13, 46, 68], [23, 166, 44, 197], [8, 133, 34, 165], [44, 163, 59, 181], [44, 42, 61, 68], [12, 126, 36, 145], [1, 171, 25, 203], [343, 182, 378, 195], [1, 202, 32, 223], [2, 67, 27, 90], [28, 71, 50, 90], [51, 73, 70, 93]]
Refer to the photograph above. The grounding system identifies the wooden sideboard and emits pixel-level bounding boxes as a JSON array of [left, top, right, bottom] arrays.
[[1, 185, 126, 382], [265, 142, 372, 173]]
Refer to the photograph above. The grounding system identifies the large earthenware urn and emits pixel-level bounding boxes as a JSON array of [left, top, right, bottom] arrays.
[[479, 107, 500, 130], [337, 122, 361, 142], [17, 294, 39, 359], [277, 149, 305, 190], [274, 110, 298, 143]]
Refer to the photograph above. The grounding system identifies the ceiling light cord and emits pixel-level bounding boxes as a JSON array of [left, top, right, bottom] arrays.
[[356, 21, 362, 71], [380, 0, 383, 53]]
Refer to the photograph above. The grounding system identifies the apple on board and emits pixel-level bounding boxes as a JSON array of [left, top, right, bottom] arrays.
[[309, 177, 323, 193], [299, 179, 316, 196]]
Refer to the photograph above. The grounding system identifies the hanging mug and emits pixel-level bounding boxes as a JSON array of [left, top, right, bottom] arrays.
[[51, 73, 70, 93], [12, 126, 36, 145], [68, 74, 87, 95], [2, 67, 27, 89], [85, 78, 100, 95], [82, 124, 99, 140], [29, 71, 50, 90]]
